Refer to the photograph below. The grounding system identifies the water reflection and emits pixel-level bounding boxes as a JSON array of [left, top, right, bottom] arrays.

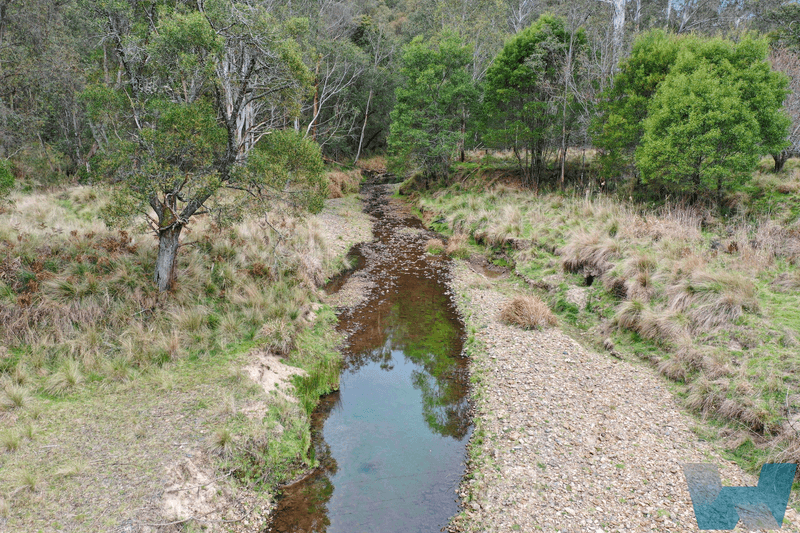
[[269, 186, 471, 533]]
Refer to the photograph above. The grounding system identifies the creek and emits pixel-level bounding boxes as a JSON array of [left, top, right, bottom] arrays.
[[267, 181, 472, 532]]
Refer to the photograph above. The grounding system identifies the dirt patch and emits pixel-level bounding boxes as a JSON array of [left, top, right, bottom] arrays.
[[160, 453, 232, 524], [244, 351, 308, 402], [467, 254, 509, 279]]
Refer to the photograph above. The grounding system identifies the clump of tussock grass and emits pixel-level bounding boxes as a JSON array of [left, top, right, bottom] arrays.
[[560, 230, 621, 276], [1, 430, 21, 452], [445, 233, 470, 258], [327, 169, 361, 198], [657, 357, 690, 382], [0, 497, 8, 517], [0, 383, 29, 410], [772, 270, 800, 292], [667, 270, 758, 331], [13, 469, 38, 493], [10, 364, 30, 386], [685, 375, 726, 414], [258, 319, 295, 356], [211, 428, 235, 459], [426, 238, 444, 254], [43, 359, 83, 396], [499, 296, 557, 330]]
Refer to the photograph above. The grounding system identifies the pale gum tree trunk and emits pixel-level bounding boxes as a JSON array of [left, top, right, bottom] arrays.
[[154, 225, 183, 292], [354, 88, 373, 165], [219, 47, 259, 156], [611, 0, 626, 72]]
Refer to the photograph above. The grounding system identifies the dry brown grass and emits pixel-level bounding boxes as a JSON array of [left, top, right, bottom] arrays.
[[426, 238, 444, 253], [667, 270, 758, 331], [326, 169, 362, 199], [560, 230, 622, 276], [445, 233, 470, 258], [500, 295, 557, 330], [355, 155, 387, 172], [419, 174, 800, 471]]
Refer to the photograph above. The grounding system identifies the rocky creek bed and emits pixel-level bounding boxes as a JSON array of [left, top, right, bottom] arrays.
[[448, 259, 800, 533]]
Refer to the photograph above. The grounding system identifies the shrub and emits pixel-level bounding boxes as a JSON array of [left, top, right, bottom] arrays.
[[426, 238, 444, 254]]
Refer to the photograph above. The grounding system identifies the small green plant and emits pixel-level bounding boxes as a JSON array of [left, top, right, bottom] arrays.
[[1, 430, 21, 452], [211, 428, 234, 459], [44, 359, 84, 396]]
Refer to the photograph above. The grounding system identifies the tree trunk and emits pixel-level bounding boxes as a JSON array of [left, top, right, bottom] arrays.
[[311, 56, 320, 141], [773, 152, 788, 173], [154, 225, 182, 292], [611, 0, 626, 72], [354, 88, 373, 165]]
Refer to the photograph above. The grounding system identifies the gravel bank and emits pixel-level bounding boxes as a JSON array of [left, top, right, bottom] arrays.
[[449, 261, 799, 533]]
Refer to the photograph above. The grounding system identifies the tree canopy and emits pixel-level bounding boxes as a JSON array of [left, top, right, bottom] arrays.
[[84, 1, 326, 291], [482, 14, 587, 191], [595, 31, 790, 201], [388, 31, 476, 180]]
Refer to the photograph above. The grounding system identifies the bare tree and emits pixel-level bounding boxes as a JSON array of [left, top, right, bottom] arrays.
[[508, 0, 537, 33], [597, 0, 626, 72], [770, 47, 800, 172]]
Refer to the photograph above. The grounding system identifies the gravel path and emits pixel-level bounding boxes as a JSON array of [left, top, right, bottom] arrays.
[[449, 261, 800, 533]]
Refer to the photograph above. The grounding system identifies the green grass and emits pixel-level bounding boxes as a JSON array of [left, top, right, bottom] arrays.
[[412, 160, 800, 482], [0, 185, 365, 529]]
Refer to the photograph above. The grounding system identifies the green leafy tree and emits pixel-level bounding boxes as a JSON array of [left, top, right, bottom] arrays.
[[482, 14, 587, 191], [388, 31, 477, 181], [592, 29, 682, 180], [83, 2, 325, 292], [633, 36, 789, 202]]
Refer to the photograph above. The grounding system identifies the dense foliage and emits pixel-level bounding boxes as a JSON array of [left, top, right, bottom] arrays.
[[595, 31, 790, 201], [482, 14, 587, 191], [0, 0, 796, 214], [388, 31, 476, 180]]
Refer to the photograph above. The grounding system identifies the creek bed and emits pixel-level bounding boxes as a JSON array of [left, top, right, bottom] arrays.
[[268, 183, 472, 532]]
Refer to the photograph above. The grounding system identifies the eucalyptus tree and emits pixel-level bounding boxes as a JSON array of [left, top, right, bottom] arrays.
[[84, 1, 326, 292]]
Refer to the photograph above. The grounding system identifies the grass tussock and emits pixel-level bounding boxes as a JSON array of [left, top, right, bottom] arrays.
[[445, 233, 470, 259], [561, 230, 622, 276], [355, 155, 387, 173], [426, 238, 444, 254], [326, 169, 362, 199], [500, 296, 557, 330], [415, 160, 800, 476]]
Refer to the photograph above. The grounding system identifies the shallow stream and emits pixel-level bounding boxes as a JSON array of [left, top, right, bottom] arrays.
[[267, 182, 472, 532]]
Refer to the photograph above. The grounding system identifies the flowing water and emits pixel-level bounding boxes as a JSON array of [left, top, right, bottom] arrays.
[[267, 182, 472, 532]]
